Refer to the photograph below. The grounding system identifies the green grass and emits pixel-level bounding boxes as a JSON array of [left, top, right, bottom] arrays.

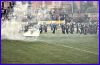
[[2, 30, 98, 64]]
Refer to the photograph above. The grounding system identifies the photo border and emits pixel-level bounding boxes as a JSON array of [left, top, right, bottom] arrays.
[[0, 0, 99, 65]]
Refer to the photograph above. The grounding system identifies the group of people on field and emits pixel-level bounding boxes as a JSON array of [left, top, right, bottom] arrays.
[[39, 22, 98, 35]]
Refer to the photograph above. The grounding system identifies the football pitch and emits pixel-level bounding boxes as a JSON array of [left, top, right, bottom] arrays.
[[2, 31, 98, 64]]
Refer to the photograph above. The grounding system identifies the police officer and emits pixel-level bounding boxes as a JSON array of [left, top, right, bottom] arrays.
[[76, 23, 79, 34], [39, 24, 43, 34], [80, 23, 84, 34], [70, 23, 74, 34], [61, 24, 65, 34], [65, 23, 69, 34], [52, 23, 57, 34], [84, 24, 88, 35], [43, 24, 47, 33]]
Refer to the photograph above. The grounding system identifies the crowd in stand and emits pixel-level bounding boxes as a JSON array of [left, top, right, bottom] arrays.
[[39, 9, 98, 35], [2, 2, 15, 20]]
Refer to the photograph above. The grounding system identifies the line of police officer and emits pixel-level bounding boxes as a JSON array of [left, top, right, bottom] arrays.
[[39, 22, 98, 35]]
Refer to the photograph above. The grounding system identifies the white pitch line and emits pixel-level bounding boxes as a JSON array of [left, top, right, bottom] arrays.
[[40, 40, 98, 55], [55, 44, 98, 55]]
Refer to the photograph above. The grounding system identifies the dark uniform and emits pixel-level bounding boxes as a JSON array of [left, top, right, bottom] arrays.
[[61, 24, 65, 34], [76, 23, 79, 34], [80, 23, 84, 34], [65, 24, 69, 34], [89, 23, 93, 34], [84, 24, 88, 35], [52, 24, 57, 34], [43, 25, 47, 33], [70, 23, 74, 34], [39, 24, 43, 34]]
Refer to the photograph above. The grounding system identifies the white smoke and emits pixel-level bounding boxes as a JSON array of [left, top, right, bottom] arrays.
[[1, 2, 40, 41]]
